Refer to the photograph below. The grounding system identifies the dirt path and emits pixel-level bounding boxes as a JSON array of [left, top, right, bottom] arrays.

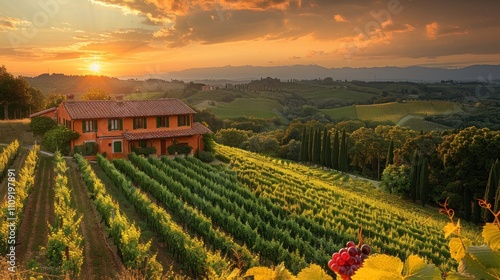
[[17, 155, 54, 267], [65, 159, 124, 279]]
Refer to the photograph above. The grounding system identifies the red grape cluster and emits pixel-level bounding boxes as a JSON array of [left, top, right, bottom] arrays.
[[328, 241, 371, 280]]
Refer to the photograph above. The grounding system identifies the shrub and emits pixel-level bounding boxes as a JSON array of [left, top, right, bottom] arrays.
[[30, 116, 56, 136], [42, 125, 79, 155], [73, 142, 98, 156], [167, 144, 192, 155], [132, 146, 156, 157], [215, 153, 230, 163], [197, 151, 215, 163]]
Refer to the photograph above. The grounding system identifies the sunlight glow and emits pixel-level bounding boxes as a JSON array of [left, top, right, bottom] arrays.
[[90, 62, 100, 73]]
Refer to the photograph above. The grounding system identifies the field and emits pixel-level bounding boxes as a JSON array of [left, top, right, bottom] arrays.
[[321, 101, 462, 131], [0, 119, 36, 145]]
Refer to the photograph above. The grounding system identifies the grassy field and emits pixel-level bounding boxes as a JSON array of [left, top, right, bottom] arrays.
[[321, 101, 462, 129], [0, 119, 36, 145], [194, 97, 283, 119]]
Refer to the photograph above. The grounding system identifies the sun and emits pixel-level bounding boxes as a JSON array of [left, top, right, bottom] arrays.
[[89, 62, 100, 73]]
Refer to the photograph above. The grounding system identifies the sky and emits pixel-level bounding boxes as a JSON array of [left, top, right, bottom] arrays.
[[1, 0, 500, 77]]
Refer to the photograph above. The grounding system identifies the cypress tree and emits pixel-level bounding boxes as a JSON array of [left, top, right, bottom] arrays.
[[409, 151, 419, 202], [339, 130, 348, 172], [483, 159, 500, 222], [312, 128, 321, 165], [386, 140, 394, 168], [332, 130, 340, 170], [324, 131, 332, 168], [308, 127, 314, 164], [320, 128, 328, 166], [419, 157, 428, 207], [300, 127, 308, 162]]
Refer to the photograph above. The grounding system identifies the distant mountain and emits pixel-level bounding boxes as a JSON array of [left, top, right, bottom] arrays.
[[154, 64, 500, 82]]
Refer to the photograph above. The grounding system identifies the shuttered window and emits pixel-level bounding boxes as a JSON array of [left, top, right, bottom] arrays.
[[133, 118, 147, 129], [108, 119, 123, 131], [82, 120, 97, 133], [156, 116, 169, 128]]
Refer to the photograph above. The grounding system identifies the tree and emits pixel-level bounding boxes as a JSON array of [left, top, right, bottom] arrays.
[[215, 128, 252, 148], [437, 127, 500, 220], [81, 88, 110, 100], [300, 127, 308, 162], [320, 128, 329, 166], [312, 128, 321, 165], [332, 130, 340, 170], [30, 116, 57, 136], [44, 93, 66, 109], [339, 130, 349, 172], [0, 66, 30, 120], [42, 125, 80, 155], [483, 159, 500, 222], [381, 164, 411, 196], [348, 127, 384, 177], [324, 131, 332, 168], [194, 109, 224, 132], [409, 151, 419, 202], [386, 140, 394, 168], [419, 157, 429, 207]]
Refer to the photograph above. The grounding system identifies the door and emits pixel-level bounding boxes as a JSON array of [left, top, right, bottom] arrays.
[[161, 139, 166, 155]]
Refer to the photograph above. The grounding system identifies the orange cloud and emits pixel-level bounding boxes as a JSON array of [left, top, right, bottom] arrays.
[[334, 14, 347, 22], [426, 21, 467, 40]]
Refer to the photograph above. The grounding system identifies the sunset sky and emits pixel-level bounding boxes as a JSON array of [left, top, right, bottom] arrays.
[[1, 0, 500, 77]]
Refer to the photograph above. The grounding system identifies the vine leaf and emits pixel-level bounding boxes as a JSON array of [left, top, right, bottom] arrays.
[[244, 263, 296, 280], [296, 264, 332, 280], [482, 223, 500, 251], [352, 254, 439, 280], [467, 245, 500, 268], [402, 255, 441, 279], [449, 238, 471, 262], [456, 254, 500, 280], [444, 220, 460, 238]]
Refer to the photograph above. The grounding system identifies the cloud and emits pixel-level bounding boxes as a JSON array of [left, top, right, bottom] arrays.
[[426, 22, 467, 40], [0, 16, 30, 32], [334, 14, 347, 23]]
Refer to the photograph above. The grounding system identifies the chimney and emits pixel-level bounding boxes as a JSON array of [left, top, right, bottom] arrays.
[[116, 94, 124, 105], [66, 94, 74, 102]]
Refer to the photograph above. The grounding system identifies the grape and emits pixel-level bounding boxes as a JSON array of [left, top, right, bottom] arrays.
[[341, 252, 350, 261], [346, 241, 356, 248], [332, 252, 340, 261], [361, 244, 372, 255], [348, 246, 358, 256], [328, 242, 372, 280]]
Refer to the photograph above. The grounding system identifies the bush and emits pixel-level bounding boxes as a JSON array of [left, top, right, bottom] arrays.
[[30, 116, 56, 136], [132, 146, 157, 157], [197, 151, 215, 163], [167, 144, 192, 155], [42, 125, 79, 155], [73, 142, 98, 156], [202, 133, 215, 152]]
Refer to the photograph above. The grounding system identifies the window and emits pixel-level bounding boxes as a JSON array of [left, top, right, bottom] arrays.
[[177, 115, 191, 127], [64, 119, 71, 129], [133, 117, 147, 129], [112, 140, 122, 153], [108, 119, 123, 131], [139, 140, 147, 148], [156, 116, 169, 128], [82, 120, 97, 133]]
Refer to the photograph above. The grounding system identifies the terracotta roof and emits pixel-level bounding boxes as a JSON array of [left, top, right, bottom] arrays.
[[63, 99, 196, 120], [122, 122, 212, 141], [29, 107, 57, 118]]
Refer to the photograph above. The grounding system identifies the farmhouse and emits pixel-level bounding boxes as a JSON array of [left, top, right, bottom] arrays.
[[32, 96, 212, 158]]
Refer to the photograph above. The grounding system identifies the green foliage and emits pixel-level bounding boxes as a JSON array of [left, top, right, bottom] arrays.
[[132, 146, 157, 156], [381, 164, 411, 196], [167, 144, 192, 155], [81, 88, 110, 100], [0, 66, 31, 120], [42, 125, 79, 155], [73, 141, 98, 156], [30, 116, 57, 136], [197, 150, 215, 163], [215, 128, 252, 148], [203, 133, 216, 152]]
